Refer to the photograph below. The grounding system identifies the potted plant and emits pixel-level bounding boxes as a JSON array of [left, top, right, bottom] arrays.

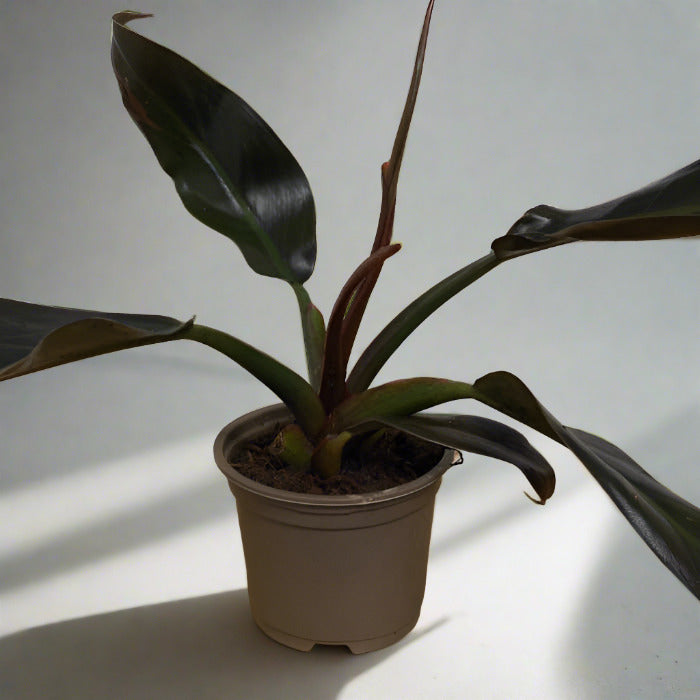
[[1, 2, 698, 652]]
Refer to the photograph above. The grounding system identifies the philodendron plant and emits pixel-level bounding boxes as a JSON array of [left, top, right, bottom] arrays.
[[2, 4, 699, 598]]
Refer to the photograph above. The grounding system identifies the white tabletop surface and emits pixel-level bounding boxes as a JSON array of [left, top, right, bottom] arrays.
[[1, 1, 699, 698], [1, 362, 698, 699]]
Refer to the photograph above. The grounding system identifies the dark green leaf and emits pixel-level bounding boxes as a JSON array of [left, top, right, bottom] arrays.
[[0, 299, 192, 381], [111, 12, 316, 283], [493, 158, 700, 259], [473, 371, 700, 598], [372, 412, 556, 504]]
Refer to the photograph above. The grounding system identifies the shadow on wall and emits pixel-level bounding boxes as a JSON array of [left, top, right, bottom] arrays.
[[0, 350, 255, 491], [564, 407, 700, 699], [0, 589, 446, 700]]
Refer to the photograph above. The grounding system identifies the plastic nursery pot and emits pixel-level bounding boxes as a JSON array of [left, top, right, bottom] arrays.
[[214, 404, 455, 654]]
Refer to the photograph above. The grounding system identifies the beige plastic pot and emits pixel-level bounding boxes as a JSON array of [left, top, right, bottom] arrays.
[[214, 404, 455, 654]]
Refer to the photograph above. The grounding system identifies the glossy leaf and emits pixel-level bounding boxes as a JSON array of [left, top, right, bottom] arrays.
[[331, 377, 476, 433], [473, 371, 700, 598], [493, 158, 700, 260], [111, 12, 316, 283], [0, 299, 192, 381], [372, 413, 556, 504]]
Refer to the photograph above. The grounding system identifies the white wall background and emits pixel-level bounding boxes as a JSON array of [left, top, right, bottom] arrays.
[[0, 2, 698, 697], [1, 0, 698, 481]]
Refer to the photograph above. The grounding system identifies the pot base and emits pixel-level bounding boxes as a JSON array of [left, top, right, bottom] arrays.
[[255, 613, 419, 654]]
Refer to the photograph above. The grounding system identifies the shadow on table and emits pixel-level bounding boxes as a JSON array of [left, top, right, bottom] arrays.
[[0, 477, 232, 594], [0, 589, 446, 700], [563, 407, 700, 699]]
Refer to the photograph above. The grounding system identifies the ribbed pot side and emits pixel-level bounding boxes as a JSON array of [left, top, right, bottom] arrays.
[[214, 404, 454, 654]]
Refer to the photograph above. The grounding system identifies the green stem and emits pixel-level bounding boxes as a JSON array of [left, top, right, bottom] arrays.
[[292, 283, 326, 392], [181, 323, 326, 438], [319, 243, 401, 413], [311, 431, 353, 478], [347, 251, 501, 392]]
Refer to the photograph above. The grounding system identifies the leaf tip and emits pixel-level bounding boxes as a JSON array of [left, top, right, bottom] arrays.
[[524, 491, 548, 506], [112, 11, 154, 25]]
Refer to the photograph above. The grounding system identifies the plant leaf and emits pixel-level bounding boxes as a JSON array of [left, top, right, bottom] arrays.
[[473, 370, 700, 598], [111, 12, 316, 283], [0, 299, 192, 381], [492, 158, 700, 260], [372, 413, 556, 504], [347, 252, 500, 393], [331, 377, 476, 433]]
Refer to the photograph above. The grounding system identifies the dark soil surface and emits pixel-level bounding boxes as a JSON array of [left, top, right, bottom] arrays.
[[228, 425, 448, 495]]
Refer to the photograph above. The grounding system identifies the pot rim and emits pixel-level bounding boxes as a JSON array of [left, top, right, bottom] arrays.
[[214, 404, 457, 508]]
